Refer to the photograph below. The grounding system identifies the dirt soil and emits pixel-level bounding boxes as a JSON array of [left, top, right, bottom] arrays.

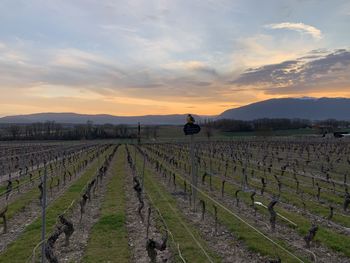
[[125, 164, 173, 263], [149, 150, 350, 263], [52, 156, 116, 262], [0, 160, 95, 253], [152, 164, 268, 263]]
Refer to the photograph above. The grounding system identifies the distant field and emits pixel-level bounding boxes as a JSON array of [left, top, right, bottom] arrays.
[[156, 126, 318, 140], [155, 126, 350, 140], [221, 128, 317, 137]]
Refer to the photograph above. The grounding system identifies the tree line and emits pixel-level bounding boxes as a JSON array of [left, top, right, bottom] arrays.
[[0, 121, 160, 141], [202, 118, 350, 133], [1, 118, 349, 141]]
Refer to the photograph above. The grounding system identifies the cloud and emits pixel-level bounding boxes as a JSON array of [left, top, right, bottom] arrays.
[[0, 42, 6, 49], [265, 22, 322, 40], [230, 34, 317, 69], [1, 36, 348, 113], [0, 43, 226, 105], [233, 49, 350, 94], [162, 60, 218, 77]]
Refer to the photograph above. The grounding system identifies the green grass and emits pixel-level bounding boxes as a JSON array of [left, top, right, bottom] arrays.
[[176, 147, 348, 227], [0, 165, 45, 194], [204, 155, 350, 227], [211, 177, 350, 257], [192, 155, 350, 257], [220, 128, 317, 137], [0, 147, 112, 263], [0, 152, 89, 224], [145, 144, 350, 260], [143, 149, 306, 263], [134, 147, 221, 263], [154, 126, 318, 141], [83, 146, 131, 263], [0, 150, 88, 194]]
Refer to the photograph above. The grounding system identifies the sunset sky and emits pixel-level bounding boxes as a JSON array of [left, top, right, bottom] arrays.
[[0, 0, 350, 117]]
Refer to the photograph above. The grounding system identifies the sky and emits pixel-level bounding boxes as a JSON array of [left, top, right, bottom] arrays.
[[0, 0, 350, 117]]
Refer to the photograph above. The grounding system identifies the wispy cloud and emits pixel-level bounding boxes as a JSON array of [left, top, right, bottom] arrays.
[[265, 22, 322, 40], [233, 49, 350, 94], [231, 34, 313, 68], [162, 61, 218, 77]]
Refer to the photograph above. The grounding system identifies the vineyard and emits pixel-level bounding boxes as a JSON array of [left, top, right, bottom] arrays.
[[0, 138, 350, 263]]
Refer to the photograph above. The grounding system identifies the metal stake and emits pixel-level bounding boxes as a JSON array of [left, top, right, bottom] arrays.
[[41, 162, 47, 263], [190, 135, 197, 210]]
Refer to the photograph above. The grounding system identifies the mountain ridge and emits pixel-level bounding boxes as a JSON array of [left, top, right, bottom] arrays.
[[1, 97, 350, 124], [218, 97, 350, 121], [0, 112, 203, 125]]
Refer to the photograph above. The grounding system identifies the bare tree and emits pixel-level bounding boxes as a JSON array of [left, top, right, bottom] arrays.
[[7, 125, 21, 139], [203, 119, 213, 141]]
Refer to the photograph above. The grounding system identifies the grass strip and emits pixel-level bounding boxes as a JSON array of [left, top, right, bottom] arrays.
[[147, 145, 350, 259], [0, 147, 112, 263], [83, 146, 131, 263], [134, 147, 221, 263]]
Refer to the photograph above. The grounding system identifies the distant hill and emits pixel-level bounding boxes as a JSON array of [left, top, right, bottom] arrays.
[[218, 98, 350, 121], [0, 112, 202, 125], [1, 97, 350, 125]]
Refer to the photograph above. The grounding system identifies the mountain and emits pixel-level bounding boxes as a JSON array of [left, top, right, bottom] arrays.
[[218, 98, 350, 121], [0, 112, 202, 125], [1, 97, 350, 125]]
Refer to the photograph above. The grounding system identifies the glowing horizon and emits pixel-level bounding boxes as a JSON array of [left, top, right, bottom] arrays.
[[1, 1, 349, 117]]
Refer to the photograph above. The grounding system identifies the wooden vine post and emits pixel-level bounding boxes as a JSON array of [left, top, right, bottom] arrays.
[[0, 205, 8, 234]]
